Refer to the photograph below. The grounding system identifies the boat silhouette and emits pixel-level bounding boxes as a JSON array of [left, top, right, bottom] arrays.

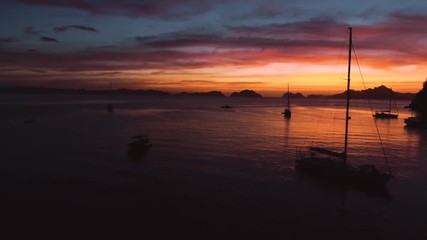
[[295, 27, 393, 191], [373, 90, 398, 119], [128, 135, 152, 159], [282, 83, 291, 118]]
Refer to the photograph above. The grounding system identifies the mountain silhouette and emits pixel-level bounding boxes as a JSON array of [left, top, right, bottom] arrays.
[[308, 85, 414, 100], [0, 87, 226, 97], [176, 91, 225, 97], [230, 89, 263, 98], [282, 92, 305, 98]]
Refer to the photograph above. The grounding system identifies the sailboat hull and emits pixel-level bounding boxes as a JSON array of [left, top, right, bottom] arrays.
[[296, 157, 392, 189], [283, 109, 291, 118], [373, 112, 398, 119], [128, 136, 152, 160]]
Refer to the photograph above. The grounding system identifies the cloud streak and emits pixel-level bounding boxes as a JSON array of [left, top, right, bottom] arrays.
[[1, 6, 427, 93], [40, 36, 59, 43], [16, 0, 215, 19], [1, 13, 427, 73], [24, 26, 43, 36], [54, 25, 99, 33], [0, 37, 18, 44]]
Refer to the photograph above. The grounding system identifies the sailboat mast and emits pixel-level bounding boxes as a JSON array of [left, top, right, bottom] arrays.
[[343, 27, 352, 162], [287, 83, 290, 109]]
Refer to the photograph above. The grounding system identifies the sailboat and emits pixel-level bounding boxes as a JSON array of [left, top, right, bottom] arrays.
[[295, 27, 393, 190], [373, 90, 398, 119], [128, 135, 153, 159], [282, 83, 291, 118]]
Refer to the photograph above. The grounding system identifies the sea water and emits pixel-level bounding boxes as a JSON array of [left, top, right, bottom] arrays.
[[1, 94, 426, 239]]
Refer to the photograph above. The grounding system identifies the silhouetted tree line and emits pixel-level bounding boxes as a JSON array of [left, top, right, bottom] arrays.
[[408, 80, 427, 115]]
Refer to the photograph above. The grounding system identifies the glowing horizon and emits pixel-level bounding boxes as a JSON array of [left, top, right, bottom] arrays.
[[1, 1, 427, 97]]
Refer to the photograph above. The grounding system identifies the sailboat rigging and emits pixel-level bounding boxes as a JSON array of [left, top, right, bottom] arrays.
[[373, 91, 398, 119], [282, 83, 291, 118], [295, 27, 393, 190]]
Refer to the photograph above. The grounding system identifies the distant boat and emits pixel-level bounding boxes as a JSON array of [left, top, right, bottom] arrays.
[[128, 135, 152, 159], [221, 104, 232, 109], [295, 27, 393, 191], [282, 83, 291, 118], [23, 118, 36, 124], [373, 91, 398, 119]]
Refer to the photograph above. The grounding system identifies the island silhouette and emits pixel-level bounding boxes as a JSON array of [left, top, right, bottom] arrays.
[[0, 85, 416, 99], [176, 91, 225, 97], [230, 89, 263, 98], [306, 85, 414, 100], [282, 92, 305, 99]]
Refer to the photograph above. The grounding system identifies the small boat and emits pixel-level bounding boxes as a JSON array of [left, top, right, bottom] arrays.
[[221, 104, 232, 109], [281, 84, 291, 118], [23, 118, 36, 124], [295, 27, 393, 191], [128, 135, 152, 159], [373, 111, 398, 119], [373, 92, 398, 119]]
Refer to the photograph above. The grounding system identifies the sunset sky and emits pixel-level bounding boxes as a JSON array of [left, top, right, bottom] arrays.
[[1, 0, 427, 96]]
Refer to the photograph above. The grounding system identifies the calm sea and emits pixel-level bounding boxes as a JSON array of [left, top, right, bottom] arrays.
[[1, 94, 426, 239]]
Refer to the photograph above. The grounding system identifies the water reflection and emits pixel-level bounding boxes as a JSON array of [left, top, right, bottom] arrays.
[[286, 100, 427, 200], [403, 126, 427, 180], [295, 171, 392, 200], [283, 115, 291, 158]]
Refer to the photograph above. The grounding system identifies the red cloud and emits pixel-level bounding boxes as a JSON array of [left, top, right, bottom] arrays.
[[2, 12, 427, 91]]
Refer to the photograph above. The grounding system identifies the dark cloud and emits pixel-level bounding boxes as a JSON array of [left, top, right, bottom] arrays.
[[1, 27, 43, 45], [0, 37, 18, 43], [228, 17, 344, 39], [1, 12, 427, 79], [28, 68, 47, 73], [89, 71, 122, 76], [251, 3, 284, 18], [54, 25, 99, 33], [24, 26, 42, 36], [16, 0, 215, 19], [135, 21, 345, 54], [40, 36, 59, 43]]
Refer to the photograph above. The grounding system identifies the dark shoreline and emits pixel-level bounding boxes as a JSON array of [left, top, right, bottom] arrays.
[[0, 86, 416, 100]]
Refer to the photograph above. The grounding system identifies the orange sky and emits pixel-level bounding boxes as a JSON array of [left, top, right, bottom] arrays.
[[1, 1, 427, 97]]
